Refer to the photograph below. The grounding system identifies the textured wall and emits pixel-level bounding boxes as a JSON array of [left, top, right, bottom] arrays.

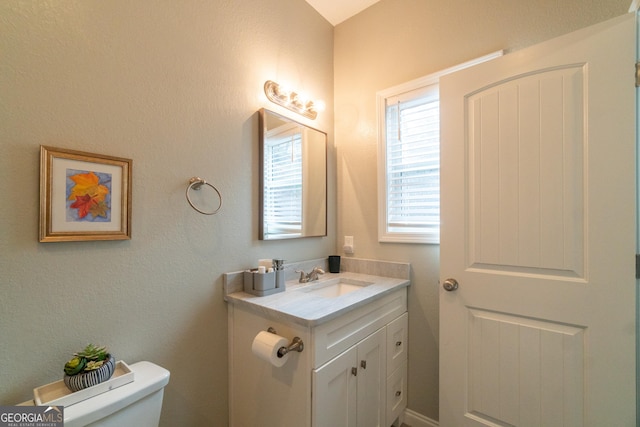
[[333, 0, 630, 421], [0, 1, 334, 425]]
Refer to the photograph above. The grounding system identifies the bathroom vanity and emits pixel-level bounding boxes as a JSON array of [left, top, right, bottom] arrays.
[[224, 258, 410, 427]]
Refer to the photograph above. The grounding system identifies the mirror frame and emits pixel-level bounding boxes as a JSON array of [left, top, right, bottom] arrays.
[[259, 108, 327, 240]]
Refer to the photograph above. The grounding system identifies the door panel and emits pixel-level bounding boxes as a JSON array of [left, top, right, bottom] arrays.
[[440, 12, 636, 427], [468, 66, 585, 277], [467, 309, 585, 426]]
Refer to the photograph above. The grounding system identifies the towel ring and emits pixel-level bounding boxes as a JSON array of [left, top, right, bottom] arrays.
[[186, 177, 222, 215]]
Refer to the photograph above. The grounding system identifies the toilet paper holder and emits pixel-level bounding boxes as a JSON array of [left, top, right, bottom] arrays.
[[267, 327, 304, 357]]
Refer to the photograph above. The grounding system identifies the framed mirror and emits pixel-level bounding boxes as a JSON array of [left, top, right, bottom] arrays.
[[259, 108, 327, 240]]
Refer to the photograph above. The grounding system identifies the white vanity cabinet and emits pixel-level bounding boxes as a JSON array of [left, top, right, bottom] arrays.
[[312, 327, 385, 427], [311, 309, 408, 427], [228, 284, 408, 427]]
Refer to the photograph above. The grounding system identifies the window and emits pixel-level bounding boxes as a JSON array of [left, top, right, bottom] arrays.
[[377, 52, 503, 244], [381, 84, 440, 243], [263, 123, 303, 238]]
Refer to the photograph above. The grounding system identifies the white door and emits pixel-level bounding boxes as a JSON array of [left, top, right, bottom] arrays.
[[356, 328, 385, 427], [313, 346, 357, 427], [440, 12, 636, 427]]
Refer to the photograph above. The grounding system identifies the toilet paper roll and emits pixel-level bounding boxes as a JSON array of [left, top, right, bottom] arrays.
[[251, 331, 289, 367]]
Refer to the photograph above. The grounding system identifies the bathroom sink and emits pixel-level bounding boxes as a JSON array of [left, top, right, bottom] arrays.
[[302, 278, 373, 298]]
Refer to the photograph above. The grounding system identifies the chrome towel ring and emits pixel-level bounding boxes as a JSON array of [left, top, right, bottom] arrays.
[[186, 177, 222, 215]]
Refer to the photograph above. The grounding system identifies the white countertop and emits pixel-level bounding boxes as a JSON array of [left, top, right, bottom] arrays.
[[225, 271, 410, 326]]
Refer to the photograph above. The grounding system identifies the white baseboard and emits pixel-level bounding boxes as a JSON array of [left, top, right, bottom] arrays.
[[403, 408, 439, 427]]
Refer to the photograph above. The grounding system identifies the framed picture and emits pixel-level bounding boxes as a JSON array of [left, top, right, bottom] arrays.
[[39, 146, 132, 242]]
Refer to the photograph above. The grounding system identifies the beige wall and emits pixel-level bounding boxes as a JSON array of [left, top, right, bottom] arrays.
[[0, 1, 333, 425], [334, 0, 630, 421]]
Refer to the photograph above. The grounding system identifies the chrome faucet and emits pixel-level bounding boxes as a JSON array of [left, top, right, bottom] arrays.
[[295, 267, 325, 283]]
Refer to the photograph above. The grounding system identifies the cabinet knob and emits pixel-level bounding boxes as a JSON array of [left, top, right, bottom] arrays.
[[396, 341, 402, 347], [351, 367, 357, 376], [395, 391, 402, 397], [360, 360, 367, 369]]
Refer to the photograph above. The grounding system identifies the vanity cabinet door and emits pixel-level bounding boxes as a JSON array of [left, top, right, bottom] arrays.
[[356, 328, 386, 427], [313, 328, 386, 427], [313, 346, 357, 427]]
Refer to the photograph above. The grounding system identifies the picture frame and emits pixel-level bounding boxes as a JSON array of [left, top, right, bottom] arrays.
[[39, 146, 132, 242]]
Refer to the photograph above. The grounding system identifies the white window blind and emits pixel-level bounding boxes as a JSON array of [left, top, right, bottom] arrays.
[[385, 86, 440, 241], [264, 128, 303, 238]]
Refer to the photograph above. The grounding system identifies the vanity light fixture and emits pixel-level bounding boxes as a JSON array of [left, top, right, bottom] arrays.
[[264, 80, 321, 120]]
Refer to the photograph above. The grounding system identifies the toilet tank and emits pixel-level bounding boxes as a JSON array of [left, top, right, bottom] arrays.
[[64, 361, 170, 427]]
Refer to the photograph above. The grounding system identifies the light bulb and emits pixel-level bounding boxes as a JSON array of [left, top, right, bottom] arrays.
[[314, 100, 326, 112]]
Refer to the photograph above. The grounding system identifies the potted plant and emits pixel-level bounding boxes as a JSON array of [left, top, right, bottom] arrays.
[[63, 344, 116, 392]]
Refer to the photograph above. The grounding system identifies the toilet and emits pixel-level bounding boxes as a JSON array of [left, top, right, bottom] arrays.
[[24, 361, 170, 427]]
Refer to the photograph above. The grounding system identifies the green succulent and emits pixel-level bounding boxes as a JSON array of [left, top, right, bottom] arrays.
[[64, 356, 86, 375], [84, 360, 106, 371], [64, 343, 109, 376], [74, 344, 108, 361]]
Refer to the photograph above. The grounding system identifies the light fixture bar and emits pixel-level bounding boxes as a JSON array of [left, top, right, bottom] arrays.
[[264, 80, 318, 120]]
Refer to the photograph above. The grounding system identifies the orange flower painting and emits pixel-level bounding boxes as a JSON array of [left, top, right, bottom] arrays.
[[66, 170, 111, 222]]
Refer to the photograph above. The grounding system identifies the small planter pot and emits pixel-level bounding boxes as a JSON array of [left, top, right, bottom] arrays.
[[63, 354, 116, 392]]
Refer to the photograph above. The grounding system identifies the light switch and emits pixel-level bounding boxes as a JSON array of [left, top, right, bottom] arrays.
[[343, 236, 354, 254]]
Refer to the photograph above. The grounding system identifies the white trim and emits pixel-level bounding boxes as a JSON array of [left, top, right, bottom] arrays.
[[629, 0, 639, 13], [403, 408, 439, 427], [376, 50, 504, 100]]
